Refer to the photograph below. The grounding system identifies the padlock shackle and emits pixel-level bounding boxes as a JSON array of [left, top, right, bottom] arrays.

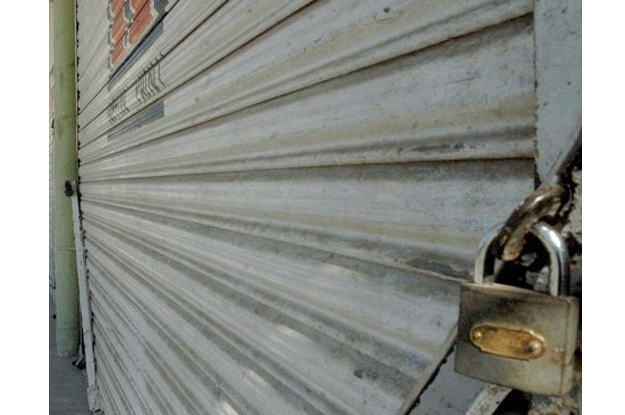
[[473, 222, 570, 296], [530, 222, 570, 296], [474, 223, 503, 286]]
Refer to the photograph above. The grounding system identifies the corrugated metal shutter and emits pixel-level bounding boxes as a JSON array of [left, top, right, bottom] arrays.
[[76, 1, 536, 414]]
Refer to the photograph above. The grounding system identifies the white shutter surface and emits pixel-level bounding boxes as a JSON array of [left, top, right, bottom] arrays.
[[76, 1, 536, 414]]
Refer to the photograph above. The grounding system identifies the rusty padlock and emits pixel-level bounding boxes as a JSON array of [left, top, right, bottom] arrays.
[[455, 222, 579, 395]]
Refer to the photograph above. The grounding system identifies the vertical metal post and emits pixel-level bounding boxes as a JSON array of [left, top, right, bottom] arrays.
[[53, 0, 79, 357]]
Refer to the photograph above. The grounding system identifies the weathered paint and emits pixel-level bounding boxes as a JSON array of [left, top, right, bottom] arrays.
[[75, 0, 539, 413], [108, 0, 169, 68]]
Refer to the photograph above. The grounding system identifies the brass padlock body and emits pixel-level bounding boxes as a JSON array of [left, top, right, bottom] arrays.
[[456, 282, 579, 395]]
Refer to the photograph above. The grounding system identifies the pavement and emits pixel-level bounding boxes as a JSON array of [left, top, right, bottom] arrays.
[[49, 297, 92, 415]]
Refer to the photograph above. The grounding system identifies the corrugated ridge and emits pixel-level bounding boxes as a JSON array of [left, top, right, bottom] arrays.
[[89, 263, 342, 415], [77, 0, 185, 108], [83, 212, 452, 378], [80, 159, 534, 279], [91, 283, 177, 415], [78, 0, 314, 126], [78, 0, 244, 115], [83, 205, 454, 363], [84, 221, 437, 414], [79, 15, 535, 189], [91, 284, 219, 415], [76, 14, 109, 76], [78, 0, 533, 158], [76, 0, 109, 80], [79, 13, 535, 180], [80, 123, 534, 181]]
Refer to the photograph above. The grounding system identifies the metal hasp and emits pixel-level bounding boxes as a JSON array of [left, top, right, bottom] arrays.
[[455, 222, 579, 396], [53, 0, 79, 357]]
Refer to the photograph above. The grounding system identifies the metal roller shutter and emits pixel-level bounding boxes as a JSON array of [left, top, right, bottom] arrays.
[[76, 1, 537, 414]]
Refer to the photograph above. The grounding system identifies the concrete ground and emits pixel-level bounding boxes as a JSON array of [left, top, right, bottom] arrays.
[[49, 297, 92, 415]]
